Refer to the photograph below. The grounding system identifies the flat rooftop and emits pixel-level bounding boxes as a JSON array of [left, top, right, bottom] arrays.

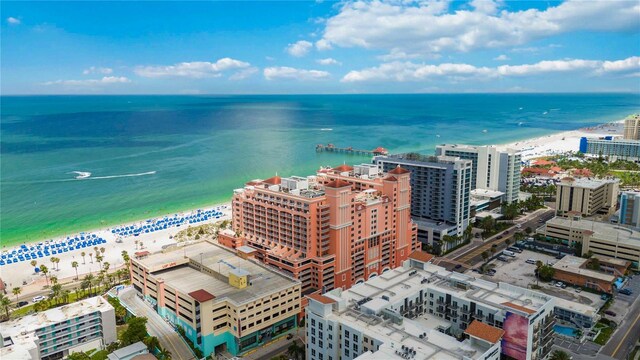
[[546, 217, 640, 246], [559, 177, 618, 189], [412, 218, 457, 231], [471, 188, 505, 199], [552, 256, 616, 282], [136, 241, 300, 305]]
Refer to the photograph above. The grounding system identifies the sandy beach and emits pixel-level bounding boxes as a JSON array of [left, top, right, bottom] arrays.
[[0, 204, 232, 294], [498, 120, 624, 161]]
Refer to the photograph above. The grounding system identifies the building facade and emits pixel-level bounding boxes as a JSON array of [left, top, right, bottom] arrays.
[[0, 297, 116, 360], [539, 216, 640, 269], [129, 241, 301, 357], [551, 255, 629, 294], [624, 114, 640, 140], [619, 191, 640, 228], [228, 164, 418, 294], [579, 136, 640, 161], [373, 154, 472, 251], [435, 144, 521, 204], [306, 252, 557, 360], [555, 177, 619, 217]]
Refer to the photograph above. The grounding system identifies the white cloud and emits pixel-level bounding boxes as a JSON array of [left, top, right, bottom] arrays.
[[315, 39, 332, 51], [43, 76, 131, 86], [317, 58, 342, 66], [229, 67, 259, 81], [264, 67, 330, 81], [319, 0, 639, 56], [82, 66, 113, 75], [286, 40, 313, 57], [135, 58, 250, 78], [493, 54, 510, 61], [7, 17, 21, 25], [342, 56, 640, 82]]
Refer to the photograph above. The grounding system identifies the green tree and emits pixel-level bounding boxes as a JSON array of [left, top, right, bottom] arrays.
[[89, 253, 93, 264], [120, 317, 149, 346], [538, 265, 555, 282], [587, 257, 600, 271], [0, 294, 12, 318], [72, 261, 79, 280], [287, 341, 305, 360], [40, 264, 50, 286], [30, 260, 38, 271], [83, 274, 95, 296], [481, 251, 489, 262], [463, 223, 473, 241], [81, 251, 86, 264], [50, 284, 62, 304], [550, 350, 571, 360], [157, 347, 172, 360], [12, 287, 21, 302], [144, 336, 160, 352]]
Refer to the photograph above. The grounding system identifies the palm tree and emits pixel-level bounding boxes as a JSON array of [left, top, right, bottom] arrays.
[[83, 274, 95, 295], [72, 261, 79, 280], [50, 276, 58, 285], [61, 289, 71, 304], [121, 250, 130, 270], [89, 253, 93, 264], [0, 294, 12, 318], [50, 284, 62, 304], [50, 256, 56, 269], [550, 350, 571, 360], [12, 287, 21, 302], [144, 336, 160, 352], [40, 264, 50, 286], [157, 347, 172, 360], [30, 260, 38, 272], [100, 247, 105, 255], [103, 262, 110, 272], [134, 240, 139, 250], [81, 251, 86, 264], [287, 341, 304, 360], [481, 251, 489, 263]]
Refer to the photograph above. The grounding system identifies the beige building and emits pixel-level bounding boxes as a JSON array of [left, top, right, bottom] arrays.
[[539, 216, 640, 269], [624, 114, 640, 140], [555, 177, 619, 217], [129, 241, 301, 358]]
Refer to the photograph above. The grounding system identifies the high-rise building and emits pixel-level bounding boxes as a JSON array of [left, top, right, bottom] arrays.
[[306, 252, 561, 360], [623, 114, 640, 140], [555, 177, 619, 217], [435, 144, 521, 204], [129, 241, 301, 358], [227, 164, 419, 294], [373, 154, 472, 251], [619, 191, 640, 228], [0, 297, 116, 360]]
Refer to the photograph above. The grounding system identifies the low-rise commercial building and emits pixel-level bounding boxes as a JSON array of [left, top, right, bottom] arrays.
[[0, 297, 116, 360], [106, 342, 149, 360], [129, 241, 301, 357], [539, 216, 640, 269], [307, 251, 558, 360], [551, 255, 630, 294], [555, 177, 619, 217]]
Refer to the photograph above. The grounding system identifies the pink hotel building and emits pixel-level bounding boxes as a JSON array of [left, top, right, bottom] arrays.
[[221, 163, 419, 295]]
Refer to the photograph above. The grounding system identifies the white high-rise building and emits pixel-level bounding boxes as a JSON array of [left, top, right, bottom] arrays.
[[436, 145, 521, 204], [0, 297, 117, 360]]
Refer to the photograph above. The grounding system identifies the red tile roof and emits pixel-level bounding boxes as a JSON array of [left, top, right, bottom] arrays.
[[188, 289, 216, 302], [263, 176, 282, 185], [333, 164, 354, 172], [502, 302, 536, 315], [388, 165, 409, 175], [464, 320, 505, 344], [383, 175, 397, 182], [324, 179, 352, 188], [408, 250, 434, 263], [134, 251, 150, 257], [533, 159, 556, 166], [307, 293, 336, 305]]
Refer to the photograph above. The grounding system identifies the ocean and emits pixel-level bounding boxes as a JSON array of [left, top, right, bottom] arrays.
[[1, 94, 639, 246]]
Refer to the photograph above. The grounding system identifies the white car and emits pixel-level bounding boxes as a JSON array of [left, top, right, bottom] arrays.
[[555, 282, 564, 288], [32, 295, 45, 303]]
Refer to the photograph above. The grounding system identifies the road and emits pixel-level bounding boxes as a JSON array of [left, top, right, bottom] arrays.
[[118, 287, 196, 360], [448, 208, 555, 267], [601, 279, 640, 360]]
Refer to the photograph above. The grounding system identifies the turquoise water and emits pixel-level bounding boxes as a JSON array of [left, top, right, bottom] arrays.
[[554, 324, 577, 337], [1, 94, 639, 245]]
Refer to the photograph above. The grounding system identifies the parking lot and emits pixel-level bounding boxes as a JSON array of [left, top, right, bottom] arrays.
[[476, 249, 605, 308]]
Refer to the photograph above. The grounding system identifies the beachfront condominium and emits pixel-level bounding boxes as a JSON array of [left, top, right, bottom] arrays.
[[619, 191, 640, 228], [373, 154, 472, 252], [579, 136, 640, 162], [539, 216, 640, 269], [435, 144, 521, 204], [306, 251, 558, 360], [555, 177, 619, 217], [624, 114, 640, 140], [0, 297, 116, 360], [129, 241, 301, 357], [225, 163, 419, 295]]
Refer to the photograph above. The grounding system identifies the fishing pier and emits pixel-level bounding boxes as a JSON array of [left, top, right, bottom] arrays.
[[315, 144, 389, 156]]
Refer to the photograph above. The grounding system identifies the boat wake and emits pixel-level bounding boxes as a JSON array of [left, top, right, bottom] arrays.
[[2, 171, 157, 185], [320, 128, 333, 131], [72, 171, 91, 179]]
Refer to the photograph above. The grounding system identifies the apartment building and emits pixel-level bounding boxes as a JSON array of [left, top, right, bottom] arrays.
[[373, 154, 472, 251], [579, 137, 640, 162], [555, 177, 619, 217], [129, 241, 301, 357], [227, 163, 418, 294], [624, 114, 640, 140], [539, 216, 640, 269], [619, 191, 640, 227], [307, 251, 558, 360], [551, 255, 630, 294], [435, 144, 521, 204], [0, 297, 116, 360]]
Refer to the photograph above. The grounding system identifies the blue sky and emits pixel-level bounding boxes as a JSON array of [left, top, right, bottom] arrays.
[[2, 0, 639, 94]]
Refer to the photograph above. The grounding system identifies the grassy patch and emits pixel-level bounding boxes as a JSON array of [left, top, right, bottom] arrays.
[[593, 320, 615, 345], [90, 350, 109, 360]]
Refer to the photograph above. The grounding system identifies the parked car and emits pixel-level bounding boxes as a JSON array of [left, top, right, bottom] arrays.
[[497, 256, 509, 262], [604, 310, 617, 316], [526, 259, 536, 265], [561, 283, 567, 289], [502, 250, 516, 257], [32, 295, 45, 303], [507, 247, 522, 253], [555, 282, 564, 288], [601, 294, 609, 300], [555, 254, 565, 259], [575, 288, 582, 293], [454, 264, 463, 270], [619, 289, 633, 295], [497, 235, 503, 239], [16, 301, 28, 307]]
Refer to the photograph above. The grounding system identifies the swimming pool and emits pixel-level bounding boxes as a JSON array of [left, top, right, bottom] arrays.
[[554, 324, 577, 337]]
